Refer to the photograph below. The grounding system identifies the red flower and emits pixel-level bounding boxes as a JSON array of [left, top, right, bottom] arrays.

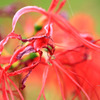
[[0, 0, 100, 100]]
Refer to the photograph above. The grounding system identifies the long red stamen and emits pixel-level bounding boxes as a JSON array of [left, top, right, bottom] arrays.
[[5, 75, 14, 100], [67, 69, 100, 100], [54, 65, 65, 100], [8, 60, 39, 76], [52, 14, 100, 51], [37, 66, 49, 100], [52, 60, 90, 100], [8, 77, 24, 100], [0, 32, 22, 55], [2, 75, 9, 100], [12, 6, 48, 32], [5, 46, 26, 71], [43, 91, 46, 100], [56, 0, 66, 13], [48, 0, 59, 12]]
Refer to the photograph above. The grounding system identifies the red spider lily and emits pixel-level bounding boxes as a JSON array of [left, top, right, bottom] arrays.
[[0, 0, 100, 100]]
